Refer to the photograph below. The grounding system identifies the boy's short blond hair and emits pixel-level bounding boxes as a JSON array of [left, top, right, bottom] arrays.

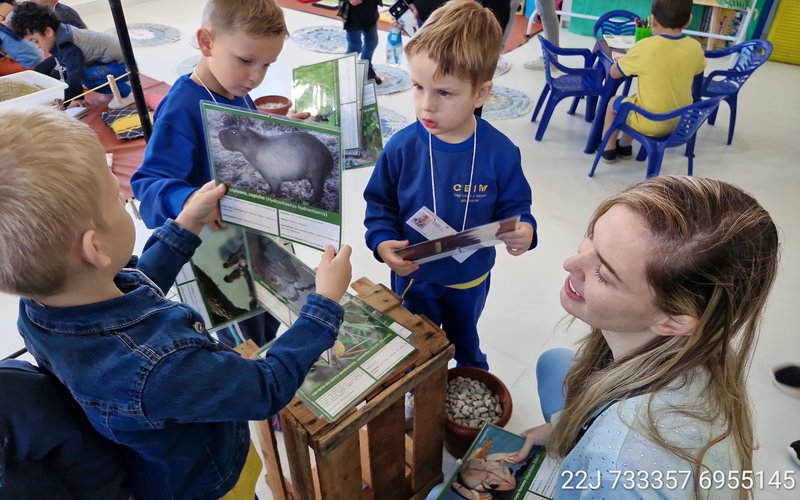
[[0, 107, 105, 297], [202, 0, 288, 38], [405, 0, 502, 88]]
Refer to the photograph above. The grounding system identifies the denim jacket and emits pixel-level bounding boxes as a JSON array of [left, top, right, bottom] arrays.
[[17, 220, 344, 500]]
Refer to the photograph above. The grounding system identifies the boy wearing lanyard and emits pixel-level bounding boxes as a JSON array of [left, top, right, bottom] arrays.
[[364, 0, 536, 369]]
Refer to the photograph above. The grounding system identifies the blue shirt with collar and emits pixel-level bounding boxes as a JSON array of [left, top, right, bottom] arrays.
[[18, 219, 344, 499]]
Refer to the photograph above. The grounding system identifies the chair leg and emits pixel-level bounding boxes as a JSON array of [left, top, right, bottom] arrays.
[[726, 94, 738, 145], [586, 95, 598, 123], [636, 145, 647, 162], [589, 128, 616, 177], [531, 86, 549, 123], [535, 96, 560, 141], [646, 145, 666, 178], [708, 105, 718, 126], [567, 96, 581, 116], [686, 135, 697, 175]]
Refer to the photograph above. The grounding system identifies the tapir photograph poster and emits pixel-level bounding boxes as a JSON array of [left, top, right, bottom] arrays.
[[202, 101, 343, 251]]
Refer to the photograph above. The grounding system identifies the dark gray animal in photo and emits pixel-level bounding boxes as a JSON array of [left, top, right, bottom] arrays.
[[218, 125, 334, 205]]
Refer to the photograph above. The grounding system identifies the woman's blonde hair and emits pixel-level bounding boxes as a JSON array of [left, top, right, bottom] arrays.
[[549, 176, 779, 498], [0, 107, 105, 297], [405, 0, 502, 88], [202, 0, 288, 38]]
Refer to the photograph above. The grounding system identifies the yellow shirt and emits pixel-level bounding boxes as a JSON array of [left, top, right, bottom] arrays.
[[617, 34, 706, 137]]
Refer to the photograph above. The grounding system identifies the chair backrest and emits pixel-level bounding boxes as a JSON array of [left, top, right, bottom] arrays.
[[665, 98, 722, 147], [593, 9, 638, 38], [703, 39, 773, 93], [730, 39, 773, 84]]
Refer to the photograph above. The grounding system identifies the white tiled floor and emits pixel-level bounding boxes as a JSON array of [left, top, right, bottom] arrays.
[[2, 1, 799, 497]]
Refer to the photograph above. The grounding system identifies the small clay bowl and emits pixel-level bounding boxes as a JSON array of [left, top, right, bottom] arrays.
[[254, 95, 292, 116], [444, 366, 513, 458]]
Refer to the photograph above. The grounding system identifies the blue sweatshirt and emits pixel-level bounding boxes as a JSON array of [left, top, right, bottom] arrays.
[[50, 23, 124, 101], [130, 74, 255, 228], [364, 119, 536, 286]]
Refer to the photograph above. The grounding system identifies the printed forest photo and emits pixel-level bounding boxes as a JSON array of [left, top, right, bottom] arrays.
[[191, 226, 260, 328]]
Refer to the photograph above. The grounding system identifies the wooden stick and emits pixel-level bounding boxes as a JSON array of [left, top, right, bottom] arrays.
[[62, 71, 131, 105], [107, 74, 123, 106]]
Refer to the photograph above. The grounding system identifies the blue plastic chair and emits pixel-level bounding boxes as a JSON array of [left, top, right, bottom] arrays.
[[530, 35, 605, 141], [589, 97, 722, 178], [592, 10, 638, 95], [701, 39, 773, 145], [593, 9, 639, 38]]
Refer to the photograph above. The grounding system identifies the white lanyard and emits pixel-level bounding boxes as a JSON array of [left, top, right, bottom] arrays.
[[193, 70, 255, 111], [428, 117, 477, 232]]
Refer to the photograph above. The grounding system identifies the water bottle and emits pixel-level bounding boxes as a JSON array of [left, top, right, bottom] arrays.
[[386, 25, 403, 67]]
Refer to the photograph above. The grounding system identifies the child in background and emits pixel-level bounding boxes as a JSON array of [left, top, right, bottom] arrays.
[[339, 0, 383, 84], [0, 106, 353, 499], [600, 0, 705, 163], [11, 1, 131, 107], [364, 0, 537, 370], [32, 0, 87, 29], [131, 0, 289, 347], [0, 1, 43, 75]]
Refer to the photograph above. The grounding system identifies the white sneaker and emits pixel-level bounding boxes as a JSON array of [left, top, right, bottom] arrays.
[[107, 93, 135, 110], [523, 56, 545, 70]]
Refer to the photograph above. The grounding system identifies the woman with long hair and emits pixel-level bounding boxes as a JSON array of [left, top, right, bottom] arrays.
[[514, 176, 780, 499]]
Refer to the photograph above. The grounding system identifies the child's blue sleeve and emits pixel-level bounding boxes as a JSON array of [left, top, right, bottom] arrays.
[[56, 44, 85, 101], [141, 293, 344, 423], [131, 105, 203, 229], [363, 151, 404, 261], [493, 147, 538, 250], [0, 29, 43, 68], [136, 220, 202, 294]]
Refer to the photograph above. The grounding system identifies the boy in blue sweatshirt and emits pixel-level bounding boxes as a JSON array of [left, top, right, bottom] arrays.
[[131, 0, 289, 347], [0, 106, 353, 499], [364, 0, 537, 370]]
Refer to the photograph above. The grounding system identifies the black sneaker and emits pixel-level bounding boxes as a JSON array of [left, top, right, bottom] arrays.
[[368, 63, 383, 85], [616, 141, 633, 160], [600, 148, 618, 164], [790, 440, 800, 467], [773, 364, 800, 397]]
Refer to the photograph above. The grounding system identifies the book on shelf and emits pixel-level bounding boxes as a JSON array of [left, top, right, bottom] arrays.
[[436, 423, 560, 499]]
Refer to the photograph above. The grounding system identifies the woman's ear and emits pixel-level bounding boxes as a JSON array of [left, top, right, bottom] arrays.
[[80, 229, 112, 269], [651, 314, 698, 337], [474, 81, 493, 108], [196, 27, 214, 57]]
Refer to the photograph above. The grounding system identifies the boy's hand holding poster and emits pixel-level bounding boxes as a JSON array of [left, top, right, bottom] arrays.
[[201, 101, 343, 251], [176, 227, 417, 421], [396, 215, 520, 265]]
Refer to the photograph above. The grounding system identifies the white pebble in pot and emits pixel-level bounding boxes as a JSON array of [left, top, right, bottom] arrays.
[[444, 376, 503, 428]]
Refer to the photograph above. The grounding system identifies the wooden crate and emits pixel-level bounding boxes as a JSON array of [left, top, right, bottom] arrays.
[[253, 277, 454, 500]]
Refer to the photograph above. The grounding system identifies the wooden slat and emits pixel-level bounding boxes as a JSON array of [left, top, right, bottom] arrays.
[[316, 430, 362, 500], [315, 346, 453, 455], [254, 420, 289, 500], [289, 279, 450, 437], [366, 397, 407, 500], [409, 364, 447, 493], [281, 410, 315, 500]]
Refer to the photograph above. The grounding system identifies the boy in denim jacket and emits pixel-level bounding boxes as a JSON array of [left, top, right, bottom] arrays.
[[0, 107, 353, 499]]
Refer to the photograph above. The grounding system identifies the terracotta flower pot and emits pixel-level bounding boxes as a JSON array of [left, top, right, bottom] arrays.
[[444, 366, 513, 458]]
